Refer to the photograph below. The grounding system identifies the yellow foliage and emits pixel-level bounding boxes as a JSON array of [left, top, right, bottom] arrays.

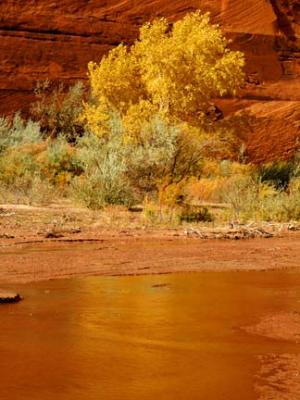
[[200, 160, 222, 177], [15, 142, 48, 156], [134, 12, 244, 119], [81, 10, 245, 140], [158, 179, 188, 207], [186, 177, 227, 202], [122, 100, 158, 143], [201, 160, 252, 178]]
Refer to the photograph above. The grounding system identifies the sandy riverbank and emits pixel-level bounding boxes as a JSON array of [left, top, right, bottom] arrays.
[[1, 233, 300, 284], [1, 204, 300, 283]]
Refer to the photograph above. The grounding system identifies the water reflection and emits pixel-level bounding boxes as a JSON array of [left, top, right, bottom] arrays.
[[0, 271, 299, 399]]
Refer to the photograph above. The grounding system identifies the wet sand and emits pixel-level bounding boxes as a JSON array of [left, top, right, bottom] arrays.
[[1, 233, 300, 284], [1, 203, 300, 284], [245, 312, 300, 399]]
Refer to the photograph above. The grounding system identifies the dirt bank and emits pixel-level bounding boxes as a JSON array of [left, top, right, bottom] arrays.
[[1, 235, 300, 284], [245, 312, 300, 343], [1, 204, 300, 283]]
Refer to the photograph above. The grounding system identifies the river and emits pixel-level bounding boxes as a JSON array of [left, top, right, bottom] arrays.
[[0, 271, 300, 399]]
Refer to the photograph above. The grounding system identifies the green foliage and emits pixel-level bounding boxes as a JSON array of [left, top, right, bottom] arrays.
[[0, 140, 70, 205], [0, 149, 39, 185], [216, 174, 300, 222], [142, 202, 180, 226], [283, 178, 300, 220], [72, 130, 134, 208], [125, 116, 179, 192], [73, 113, 184, 207], [180, 205, 214, 223], [0, 172, 57, 206], [0, 114, 42, 154], [257, 161, 299, 190], [40, 137, 82, 186], [264, 177, 300, 222], [0, 113, 82, 204]]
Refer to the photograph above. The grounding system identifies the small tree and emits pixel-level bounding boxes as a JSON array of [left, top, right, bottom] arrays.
[[82, 11, 244, 135], [81, 11, 245, 199]]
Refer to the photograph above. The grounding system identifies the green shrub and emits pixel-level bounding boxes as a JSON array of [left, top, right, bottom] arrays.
[[141, 200, 181, 226], [125, 116, 179, 193], [31, 81, 85, 141], [263, 177, 300, 222], [40, 137, 82, 187], [0, 114, 42, 154], [72, 130, 134, 208], [180, 205, 214, 223], [257, 161, 298, 190], [0, 171, 57, 205], [72, 112, 181, 208], [217, 174, 300, 222], [0, 148, 40, 185], [218, 175, 277, 221]]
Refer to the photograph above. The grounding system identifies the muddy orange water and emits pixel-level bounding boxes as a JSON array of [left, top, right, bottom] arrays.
[[1, 271, 300, 399]]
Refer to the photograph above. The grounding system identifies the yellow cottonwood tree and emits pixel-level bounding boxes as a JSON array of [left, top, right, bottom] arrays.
[[82, 10, 244, 140]]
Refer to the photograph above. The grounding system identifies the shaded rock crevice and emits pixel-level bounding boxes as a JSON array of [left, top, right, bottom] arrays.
[[269, 0, 297, 40]]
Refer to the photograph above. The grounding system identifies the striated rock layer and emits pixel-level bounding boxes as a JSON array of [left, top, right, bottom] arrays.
[[0, 0, 299, 162]]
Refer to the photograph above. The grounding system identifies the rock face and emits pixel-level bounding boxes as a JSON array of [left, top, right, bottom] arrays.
[[0, 0, 299, 162]]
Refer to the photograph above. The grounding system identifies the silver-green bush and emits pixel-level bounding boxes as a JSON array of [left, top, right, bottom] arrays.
[[0, 114, 42, 154]]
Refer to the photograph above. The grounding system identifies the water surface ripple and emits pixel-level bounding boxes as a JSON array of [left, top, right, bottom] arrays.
[[0, 271, 300, 399]]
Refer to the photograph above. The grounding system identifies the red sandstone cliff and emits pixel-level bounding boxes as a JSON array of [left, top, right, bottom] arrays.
[[0, 0, 299, 162]]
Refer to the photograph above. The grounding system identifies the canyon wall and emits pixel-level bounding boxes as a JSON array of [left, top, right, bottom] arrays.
[[0, 0, 299, 162]]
